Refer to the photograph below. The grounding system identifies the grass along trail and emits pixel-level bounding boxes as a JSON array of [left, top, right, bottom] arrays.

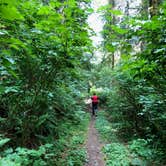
[[95, 111, 163, 166]]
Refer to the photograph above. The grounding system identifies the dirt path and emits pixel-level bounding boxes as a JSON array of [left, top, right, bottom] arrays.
[[85, 117, 105, 166]]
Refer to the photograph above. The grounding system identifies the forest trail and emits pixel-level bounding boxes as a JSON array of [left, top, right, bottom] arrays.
[[85, 116, 105, 166]]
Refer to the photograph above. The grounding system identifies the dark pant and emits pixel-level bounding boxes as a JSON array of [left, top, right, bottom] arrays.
[[92, 102, 98, 115]]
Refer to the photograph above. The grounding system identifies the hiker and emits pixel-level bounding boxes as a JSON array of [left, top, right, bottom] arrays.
[[91, 93, 99, 116]]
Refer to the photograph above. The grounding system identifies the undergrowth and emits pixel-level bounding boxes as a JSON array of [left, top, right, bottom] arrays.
[[0, 111, 90, 166], [95, 111, 162, 166]]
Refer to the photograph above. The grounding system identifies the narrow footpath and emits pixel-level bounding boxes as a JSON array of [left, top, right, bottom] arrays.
[[85, 117, 105, 166]]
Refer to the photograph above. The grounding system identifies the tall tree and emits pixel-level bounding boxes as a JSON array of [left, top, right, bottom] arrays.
[[0, 0, 92, 147]]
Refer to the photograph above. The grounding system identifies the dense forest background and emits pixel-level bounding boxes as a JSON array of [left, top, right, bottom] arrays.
[[93, 0, 166, 165], [0, 0, 166, 165]]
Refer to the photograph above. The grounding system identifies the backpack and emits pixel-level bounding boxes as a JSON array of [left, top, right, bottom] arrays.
[[91, 95, 98, 103]]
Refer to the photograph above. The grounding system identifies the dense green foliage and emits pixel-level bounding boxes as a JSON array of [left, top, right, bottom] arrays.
[[93, 1, 166, 165], [0, 112, 89, 165], [0, 0, 92, 165], [96, 111, 161, 165], [0, 0, 166, 165]]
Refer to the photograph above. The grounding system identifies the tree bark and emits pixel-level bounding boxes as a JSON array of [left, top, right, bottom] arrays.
[[149, 0, 160, 17]]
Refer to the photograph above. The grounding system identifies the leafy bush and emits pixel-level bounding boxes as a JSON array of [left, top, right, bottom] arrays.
[[0, 137, 10, 148], [0, 113, 90, 166], [103, 143, 130, 166], [93, 3, 166, 163], [0, 144, 54, 166], [0, 4, 92, 165], [129, 139, 153, 160], [67, 148, 87, 166], [95, 111, 117, 141]]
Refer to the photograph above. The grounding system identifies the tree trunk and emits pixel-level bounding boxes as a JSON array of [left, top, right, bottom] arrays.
[[149, 0, 160, 17], [109, 0, 115, 69]]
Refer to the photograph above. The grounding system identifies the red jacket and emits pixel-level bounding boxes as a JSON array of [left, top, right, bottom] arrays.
[[91, 95, 99, 103]]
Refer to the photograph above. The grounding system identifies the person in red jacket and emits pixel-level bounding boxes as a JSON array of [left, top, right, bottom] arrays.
[[91, 93, 99, 116]]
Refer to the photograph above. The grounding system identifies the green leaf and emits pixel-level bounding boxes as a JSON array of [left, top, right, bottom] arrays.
[[0, 138, 10, 147], [2, 58, 13, 68], [7, 69, 18, 79], [0, 6, 24, 20], [5, 86, 19, 93], [0, 0, 17, 6], [0, 85, 6, 94], [37, 114, 49, 127], [9, 38, 26, 49], [109, 9, 122, 16], [37, 6, 52, 15], [111, 25, 128, 34], [0, 159, 20, 166], [131, 158, 145, 166]]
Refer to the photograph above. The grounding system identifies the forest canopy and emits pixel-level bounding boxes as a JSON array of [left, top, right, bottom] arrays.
[[0, 0, 166, 165]]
